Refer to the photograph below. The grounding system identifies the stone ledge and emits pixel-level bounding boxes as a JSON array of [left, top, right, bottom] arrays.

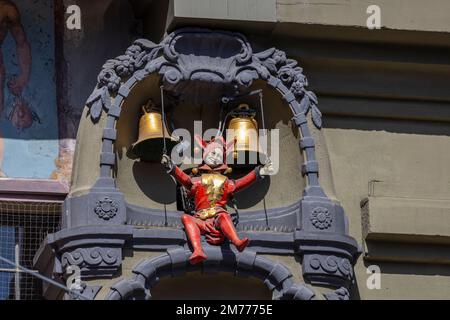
[[362, 196, 450, 243], [277, 0, 450, 34], [172, 0, 276, 23], [362, 196, 450, 265], [0, 179, 68, 202], [364, 241, 450, 265]]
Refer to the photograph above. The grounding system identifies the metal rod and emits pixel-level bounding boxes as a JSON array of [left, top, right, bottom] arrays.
[[160, 85, 167, 155], [263, 197, 270, 231], [258, 91, 271, 165], [0, 255, 91, 300], [258, 91, 266, 135], [216, 98, 225, 137], [221, 89, 263, 103], [15, 242, 20, 300]]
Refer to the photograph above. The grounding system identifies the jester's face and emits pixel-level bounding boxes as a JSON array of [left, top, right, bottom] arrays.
[[204, 147, 224, 168]]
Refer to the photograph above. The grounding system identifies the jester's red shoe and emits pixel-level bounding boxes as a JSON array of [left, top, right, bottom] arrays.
[[234, 237, 250, 252], [189, 250, 207, 265]]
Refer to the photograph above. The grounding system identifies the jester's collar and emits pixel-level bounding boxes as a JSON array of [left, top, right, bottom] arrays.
[[197, 163, 231, 173]]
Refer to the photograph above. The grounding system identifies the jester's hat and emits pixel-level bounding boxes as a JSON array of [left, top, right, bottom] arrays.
[[194, 135, 235, 172]]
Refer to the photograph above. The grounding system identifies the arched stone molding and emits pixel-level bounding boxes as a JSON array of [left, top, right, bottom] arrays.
[[104, 246, 316, 300], [86, 28, 325, 198]]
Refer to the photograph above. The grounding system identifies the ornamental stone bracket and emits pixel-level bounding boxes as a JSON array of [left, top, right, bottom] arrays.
[[35, 226, 134, 281], [324, 287, 351, 301], [34, 27, 361, 298], [64, 284, 103, 301], [61, 246, 122, 278], [295, 199, 361, 288]]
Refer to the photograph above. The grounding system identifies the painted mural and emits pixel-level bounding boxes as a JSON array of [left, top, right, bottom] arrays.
[[0, 0, 58, 179]]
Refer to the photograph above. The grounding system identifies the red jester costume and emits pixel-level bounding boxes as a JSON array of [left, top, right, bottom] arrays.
[[162, 136, 264, 265]]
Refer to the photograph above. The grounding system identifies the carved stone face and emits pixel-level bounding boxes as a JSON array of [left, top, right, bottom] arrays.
[[204, 147, 224, 168]]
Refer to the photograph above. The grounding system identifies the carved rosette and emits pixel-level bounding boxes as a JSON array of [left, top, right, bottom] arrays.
[[94, 197, 119, 220], [310, 207, 332, 230]]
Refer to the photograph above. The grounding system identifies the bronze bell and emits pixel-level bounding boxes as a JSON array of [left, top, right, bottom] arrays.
[[227, 104, 266, 167], [127, 101, 178, 162]]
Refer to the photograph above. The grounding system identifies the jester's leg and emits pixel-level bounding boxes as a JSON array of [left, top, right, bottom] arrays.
[[216, 213, 249, 252], [181, 214, 207, 264]]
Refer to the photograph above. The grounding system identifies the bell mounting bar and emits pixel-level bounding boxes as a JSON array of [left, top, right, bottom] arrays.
[[221, 89, 263, 104]]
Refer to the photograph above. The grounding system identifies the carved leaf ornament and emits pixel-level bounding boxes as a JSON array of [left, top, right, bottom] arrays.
[[86, 30, 322, 129]]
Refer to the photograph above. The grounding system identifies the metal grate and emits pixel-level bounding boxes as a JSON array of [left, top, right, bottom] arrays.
[[0, 201, 61, 300]]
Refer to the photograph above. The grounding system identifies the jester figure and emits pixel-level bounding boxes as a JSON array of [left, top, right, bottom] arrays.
[[161, 136, 273, 264]]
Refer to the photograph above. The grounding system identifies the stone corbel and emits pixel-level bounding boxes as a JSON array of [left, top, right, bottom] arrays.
[[41, 226, 133, 280], [295, 200, 361, 288], [64, 284, 102, 300]]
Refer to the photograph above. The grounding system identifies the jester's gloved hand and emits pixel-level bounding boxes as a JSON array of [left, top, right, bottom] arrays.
[[161, 154, 175, 172]]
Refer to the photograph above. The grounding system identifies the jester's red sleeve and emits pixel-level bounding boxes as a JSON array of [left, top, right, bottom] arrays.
[[233, 167, 262, 192], [170, 166, 193, 188]]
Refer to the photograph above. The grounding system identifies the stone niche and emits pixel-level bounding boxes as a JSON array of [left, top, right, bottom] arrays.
[[34, 28, 360, 300], [113, 75, 308, 231]]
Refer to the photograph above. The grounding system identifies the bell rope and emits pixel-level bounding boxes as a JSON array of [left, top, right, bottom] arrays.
[[160, 85, 167, 156]]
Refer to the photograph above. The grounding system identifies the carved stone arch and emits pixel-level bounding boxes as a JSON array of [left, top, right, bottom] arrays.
[[104, 246, 316, 300], [86, 27, 326, 199]]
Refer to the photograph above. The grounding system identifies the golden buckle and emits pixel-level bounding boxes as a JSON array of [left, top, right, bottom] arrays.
[[198, 208, 217, 220]]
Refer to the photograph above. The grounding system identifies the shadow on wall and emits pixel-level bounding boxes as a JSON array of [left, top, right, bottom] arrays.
[[132, 161, 177, 205], [131, 161, 271, 208], [59, 0, 148, 140], [363, 238, 450, 278], [233, 175, 271, 209], [324, 115, 450, 136], [151, 271, 272, 300], [363, 259, 450, 277]]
